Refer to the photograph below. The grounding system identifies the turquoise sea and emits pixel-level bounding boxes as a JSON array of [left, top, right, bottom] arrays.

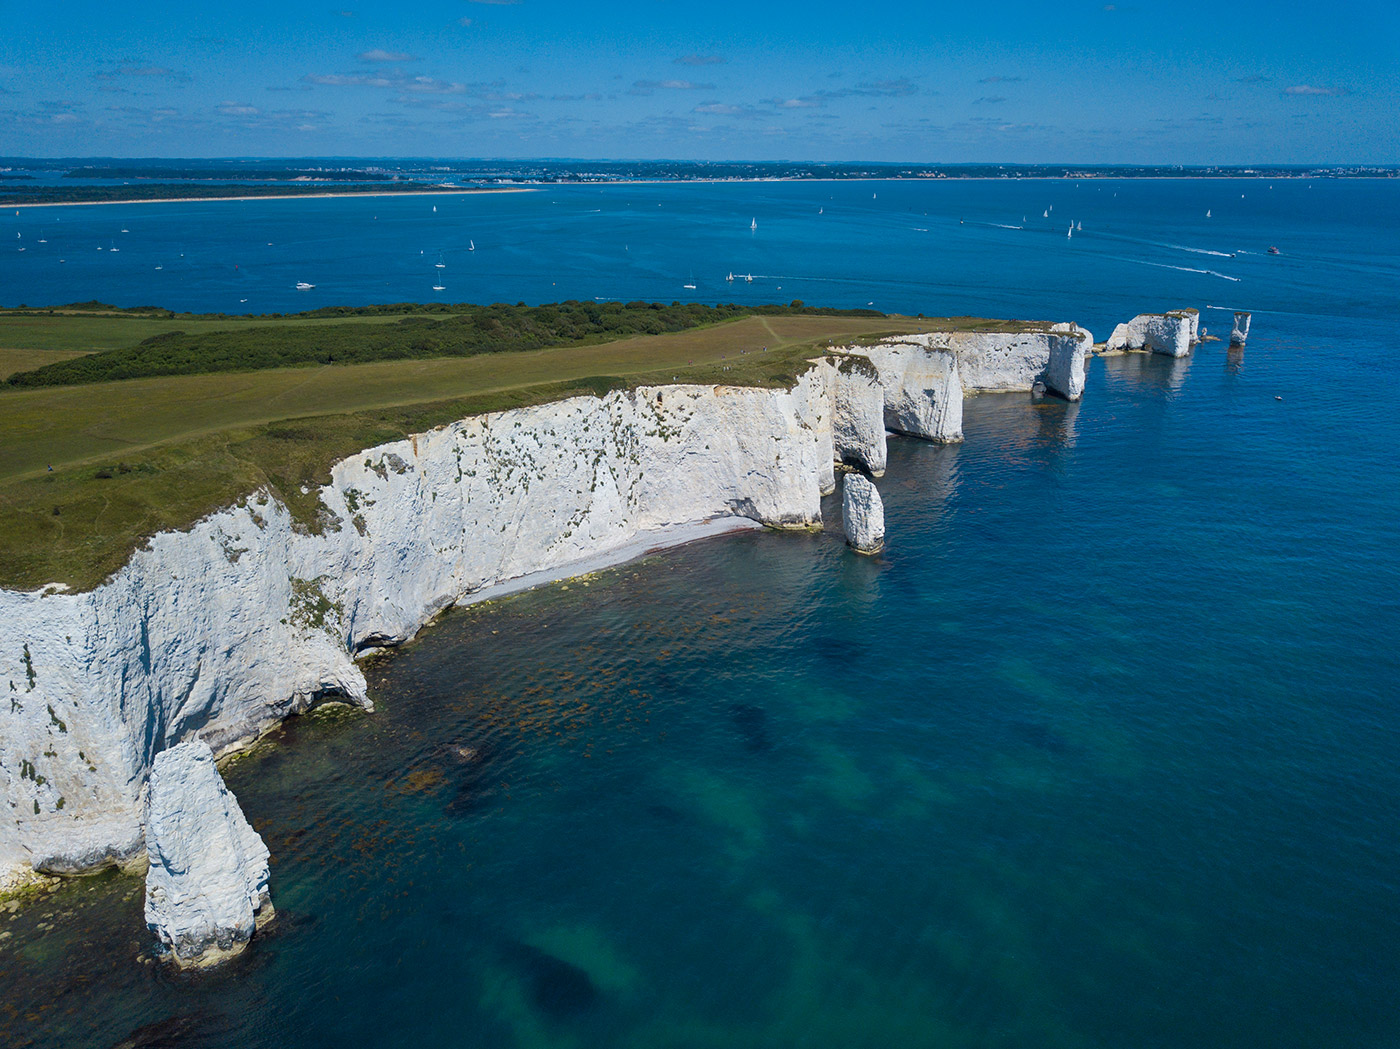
[[1, 178, 1398, 1048]]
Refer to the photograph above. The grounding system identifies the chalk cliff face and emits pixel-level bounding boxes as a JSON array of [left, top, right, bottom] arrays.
[[943, 326, 1090, 400], [860, 339, 964, 443], [1106, 311, 1199, 357], [841, 473, 885, 555], [0, 324, 1099, 888], [825, 356, 887, 477], [144, 739, 272, 967], [852, 326, 1091, 443]]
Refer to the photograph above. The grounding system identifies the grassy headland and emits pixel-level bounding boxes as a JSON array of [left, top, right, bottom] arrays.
[[0, 302, 1045, 591]]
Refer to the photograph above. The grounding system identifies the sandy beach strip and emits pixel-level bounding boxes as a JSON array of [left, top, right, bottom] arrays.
[[5, 187, 533, 209]]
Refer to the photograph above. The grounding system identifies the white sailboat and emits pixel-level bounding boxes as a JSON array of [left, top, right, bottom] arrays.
[[468, 240, 475, 251], [1076, 221, 1082, 230], [1043, 209, 1048, 218], [432, 282, 446, 292], [750, 217, 757, 231], [818, 206, 823, 215], [1206, 209, 1212, 218], [726, 272, 734, 283], [1067, 224, 1073, 239], [683, 270, 697, 290], [295, 282, 315, 290], [435, 252, 446, 269]]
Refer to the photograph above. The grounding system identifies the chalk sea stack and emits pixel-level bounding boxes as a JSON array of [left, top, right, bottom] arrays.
[[1105, 310, 1199, 358], [1231, 311, 1252, 347], [144, 739, 273, 968], [842, 473, 885, 555]]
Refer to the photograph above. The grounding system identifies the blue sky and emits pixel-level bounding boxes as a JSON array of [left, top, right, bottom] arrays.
[[2, 0, 1396, 162]]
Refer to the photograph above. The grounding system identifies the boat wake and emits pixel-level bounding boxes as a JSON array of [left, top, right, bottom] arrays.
[[1169, 244, 1235, 258], [1130, 259, 1241, 282], [1092, 229, 1237, 259]]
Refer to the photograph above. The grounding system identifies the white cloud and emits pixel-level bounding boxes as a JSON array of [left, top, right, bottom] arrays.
[[1283, 84, 1347, 96], [358, 50, 417, 63], [635, 80, 710, 90], [305, 73, 467, 94]]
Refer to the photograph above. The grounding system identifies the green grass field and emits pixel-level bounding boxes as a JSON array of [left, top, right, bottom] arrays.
[[0, 349, 92, 382], [0, 308, 473, 353]]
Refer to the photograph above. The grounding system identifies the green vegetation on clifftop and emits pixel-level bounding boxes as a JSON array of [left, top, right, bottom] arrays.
[[4, 301, 880, 387]]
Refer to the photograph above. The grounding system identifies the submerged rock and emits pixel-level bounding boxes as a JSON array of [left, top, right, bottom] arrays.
[[842, 473, 885, 555], [109, 1011, 234, 1049], [728, 702, 773, 752], [1105, 310, 1198, 357], [501, 941, 600, 1020], [1231, 311, 1252, 347], [144, 739, 272, 968]]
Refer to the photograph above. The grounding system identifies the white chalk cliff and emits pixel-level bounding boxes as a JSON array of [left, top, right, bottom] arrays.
[[855, 325, 1091, 443], [1105, 310, 1200, 358], [824, 356, 887, 478], [144, 739, 272, 967], [841, 473, 885, 555], [0, 320, 1118, 894]]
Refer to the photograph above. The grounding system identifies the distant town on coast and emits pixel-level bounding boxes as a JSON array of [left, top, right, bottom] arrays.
[[2, 157, 1396, 207]]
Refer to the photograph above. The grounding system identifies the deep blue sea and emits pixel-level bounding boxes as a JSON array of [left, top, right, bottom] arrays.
[[2, 179, 1398, 1049]]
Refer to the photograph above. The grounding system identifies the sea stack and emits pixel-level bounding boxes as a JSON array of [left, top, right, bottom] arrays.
[[144, 739, 273, 968], [1105, 310, 1198, 358], [842, 472, 885, 555], [1231, 311, 1252, 347]]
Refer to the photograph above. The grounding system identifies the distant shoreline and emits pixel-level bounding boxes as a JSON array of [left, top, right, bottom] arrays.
[[7, 187, 532, 209], [7, 171, 1398, 209]]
